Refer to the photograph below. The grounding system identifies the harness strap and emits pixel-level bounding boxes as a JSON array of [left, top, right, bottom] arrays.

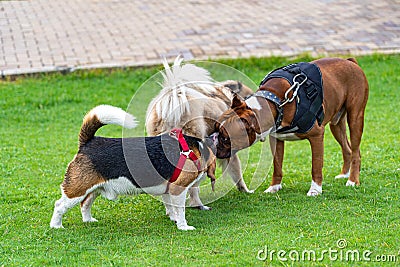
[[169, 128, 201, 183], [257, 62, 324, 134]]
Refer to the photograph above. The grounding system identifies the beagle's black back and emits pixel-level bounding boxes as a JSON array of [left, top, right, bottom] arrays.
[[80, 134, 206, 188]]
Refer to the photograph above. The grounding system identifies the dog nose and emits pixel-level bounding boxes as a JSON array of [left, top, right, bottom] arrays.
[[216, 150, 231, 159], [209, 132, 219, 146]]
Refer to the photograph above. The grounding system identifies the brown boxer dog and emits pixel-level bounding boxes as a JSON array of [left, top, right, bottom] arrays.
[[212, 58, 369, 196]]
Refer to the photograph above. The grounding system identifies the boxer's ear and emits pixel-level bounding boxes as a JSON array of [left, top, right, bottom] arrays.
[[231, 94, 246, 109], [242, 116, 261, 134], [249, 115, 261, 134], [240, 117, 250, 128]]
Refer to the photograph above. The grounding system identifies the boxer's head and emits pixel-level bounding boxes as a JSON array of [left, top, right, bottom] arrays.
[[212, 95, 261, 158]]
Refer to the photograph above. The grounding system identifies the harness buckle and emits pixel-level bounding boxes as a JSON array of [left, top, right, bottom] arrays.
[[293, 73, 308, 86], [279, 73, 308, 108]]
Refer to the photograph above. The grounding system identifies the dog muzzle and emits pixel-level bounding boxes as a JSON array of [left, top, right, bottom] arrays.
[[209, 132, 219, 147]]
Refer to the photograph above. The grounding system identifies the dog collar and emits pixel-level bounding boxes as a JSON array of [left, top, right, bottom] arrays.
[[245, 91, 284, 135], [169, 128, 201, 183]]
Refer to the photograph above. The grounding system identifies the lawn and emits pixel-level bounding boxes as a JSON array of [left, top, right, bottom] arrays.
[[0, 54, 399, 266]]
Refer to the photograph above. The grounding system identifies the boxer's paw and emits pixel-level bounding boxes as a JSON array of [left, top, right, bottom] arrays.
[[307, 189, 322, 196], [264, 184, 282, 193], [346, 180, 356, 187], [307, 181, 322, 196], [335, 170, 350, 179]]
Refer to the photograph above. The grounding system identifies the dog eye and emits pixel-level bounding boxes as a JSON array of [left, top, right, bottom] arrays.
[[220, 136, 230, 143]]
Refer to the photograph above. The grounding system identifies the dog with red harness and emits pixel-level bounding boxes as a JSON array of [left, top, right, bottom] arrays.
[[212, 58, 369, 196], [50, 105, 216, 231]]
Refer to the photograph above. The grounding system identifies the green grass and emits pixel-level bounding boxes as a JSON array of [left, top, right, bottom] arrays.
[[1, 54, 400, 266]]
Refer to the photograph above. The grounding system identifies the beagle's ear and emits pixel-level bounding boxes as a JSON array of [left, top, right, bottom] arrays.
[[231, 94, 246, 109], [240, 117, 250, 128]]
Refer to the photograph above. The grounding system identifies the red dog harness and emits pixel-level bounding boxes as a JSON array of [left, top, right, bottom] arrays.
[[169, 128, 201, 183]]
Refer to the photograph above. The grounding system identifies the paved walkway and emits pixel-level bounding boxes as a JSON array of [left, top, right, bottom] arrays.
[[1, 0, 400, 76]]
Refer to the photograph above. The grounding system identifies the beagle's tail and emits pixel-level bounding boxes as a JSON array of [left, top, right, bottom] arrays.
[[78, 105, 137, 147]]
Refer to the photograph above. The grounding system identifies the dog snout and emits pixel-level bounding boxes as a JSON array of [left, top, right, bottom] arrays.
[[204, 136, 217, 156], [209, 132, 219, 147], [216, 149, 231, 159]]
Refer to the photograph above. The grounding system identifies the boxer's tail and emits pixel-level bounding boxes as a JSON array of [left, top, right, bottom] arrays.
[[347, 58, 358, 65]]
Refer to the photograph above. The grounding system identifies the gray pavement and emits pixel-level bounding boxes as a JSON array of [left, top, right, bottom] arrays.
[[1, 0, 400, 76]]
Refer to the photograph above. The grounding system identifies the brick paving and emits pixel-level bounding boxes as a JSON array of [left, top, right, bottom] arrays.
[[1, 0, 399, 76]]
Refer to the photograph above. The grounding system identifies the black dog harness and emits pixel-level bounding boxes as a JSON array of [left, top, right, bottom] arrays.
[[255, 62, 324, 134]]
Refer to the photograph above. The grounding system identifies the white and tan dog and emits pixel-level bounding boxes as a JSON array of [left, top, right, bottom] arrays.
[[50, 105, 216, 230], [146, 56, 254, 209]]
